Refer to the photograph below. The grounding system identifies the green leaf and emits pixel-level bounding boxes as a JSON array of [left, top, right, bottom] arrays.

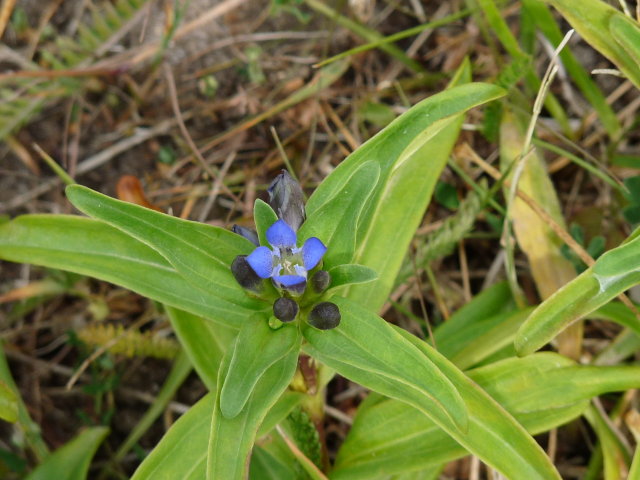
[[65, 185, 267, 320], [0, 215, 254, 327], [311, 299, 561, 478], [515, 235, 640, 355], [327, 264, 378, 290], [26, 427, 109, 480], [298, 161, 381, 267], [432, 281, 520, 369], [131, 394, 212, 480], [254, 199, 278, 247], [545, 0, 640, 89], [522, 0, 620, 137], [305, 61, 505, 311], [610, 14, 640, 74], [334, 352, 639, 479], [0, 378, 17, 423], [208, 348, 299, 479], [0, 344, 47, 460], [302, 297, 469, 433], [220, 318, 300, 418], [131, 391, 301, 480], [166, 307, 235, 391]]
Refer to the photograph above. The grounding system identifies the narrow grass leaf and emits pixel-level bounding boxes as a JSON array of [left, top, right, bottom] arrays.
[[522, 0, 620, 136], [166, 306, 236, 390], [0, 378, 17, 423], [113, 350, 192, 464]]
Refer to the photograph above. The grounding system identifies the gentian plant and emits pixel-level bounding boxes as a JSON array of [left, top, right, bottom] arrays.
[[2, 58, 640, 479]]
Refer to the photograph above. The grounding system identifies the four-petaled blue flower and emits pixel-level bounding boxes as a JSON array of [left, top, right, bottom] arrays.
[[246, 219, 326, 293]]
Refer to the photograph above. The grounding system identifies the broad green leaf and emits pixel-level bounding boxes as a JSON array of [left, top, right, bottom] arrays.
[[131, 391, 302, 480], [611, 14, 640, 67], [208, 348, 299, 479], [0, 215, 253, 327], [305, 61, 505, 311], [0, 378, 17, 423], [298, 161, 380, 267], [220, 318, 300, 418], [334, 352, 639, 479], [395, 328, 561, 479], [438, 308, 532, 370], [327, 264, 378, 291], [515, 235, 640, 355], [545, 0, 640, 89], [166, 306, 235, 391], [26, 427, 109, 480], [302, 297, 469, 434], [400, 281, 522, 370], [250, 442, 300, 480], [65, 185, 268, 320], [254, 199, 278, 247]]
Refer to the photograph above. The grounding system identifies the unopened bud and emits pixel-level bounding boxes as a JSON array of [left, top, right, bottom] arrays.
[[232, 224, 259, 246], [268, 170, 305, 231], [273, 297, 299, 322], [231, 255, 262, 292], [310, 270, 331, 293], [308, 302, 341, 330]]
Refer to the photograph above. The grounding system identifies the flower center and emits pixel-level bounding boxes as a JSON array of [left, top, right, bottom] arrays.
[[272, 247, 305, 278]]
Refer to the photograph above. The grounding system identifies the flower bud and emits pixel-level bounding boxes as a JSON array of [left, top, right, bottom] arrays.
[[273, 297, 299, 322], [310, 270, 331, 293], [232, 224, 259, 246], [268, 170, 305, 231], [231, 255, 262, 292], [308, 302, 341, 330]]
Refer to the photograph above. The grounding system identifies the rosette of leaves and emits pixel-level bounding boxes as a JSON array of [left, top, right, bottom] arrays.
[[1, 64, 580, 479]]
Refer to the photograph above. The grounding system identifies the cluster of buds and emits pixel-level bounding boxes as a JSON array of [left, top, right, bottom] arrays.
[[231, 171, 340, 330]]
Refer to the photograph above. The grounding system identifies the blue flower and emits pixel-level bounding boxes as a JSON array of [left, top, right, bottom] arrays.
[[246, 219, 326, 293]]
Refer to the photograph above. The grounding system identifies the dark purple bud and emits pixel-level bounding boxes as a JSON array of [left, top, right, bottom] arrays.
[[268, 170, 305, 231], [273, 297, 299, 322], [232, 224, 259, 246], [308, 302, 341, 330], [310, 270, 331, 293], [231, 255, 262, 292]]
